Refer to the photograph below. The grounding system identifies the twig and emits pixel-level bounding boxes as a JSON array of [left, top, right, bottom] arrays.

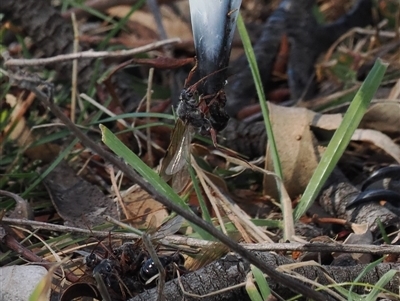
[[278, 266, 346, 301], [107, 165, 129, 219], [146, 68, 155, 166], [1, 232, 79, 282], [146, 0, 172, 57], [1, 217, 133, 237], [3, 217, 400, 255], [0, 190, 33, 219], [71, 13, 79, 123], [191, 159, 227, 235], [3, 38, 181, 66], [79, 93, 165, 153], [142, 233, 166, 301]]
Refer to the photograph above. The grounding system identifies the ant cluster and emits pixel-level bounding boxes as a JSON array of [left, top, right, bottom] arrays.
[[85, 242, 186, 300], [176, 65, 230, 145], [159, 65, 231, 190]]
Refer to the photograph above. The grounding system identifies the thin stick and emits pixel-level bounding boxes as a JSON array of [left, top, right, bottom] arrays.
[[107, 165, 129, 219], [3, 217, 400, 255], [71, 13, 79, 123], [146, 68, 155, 166], [4, 38, 181, 67], [191, 158, 227, 235], [80, 93, 164, 152], [146, 0, 172, 58], [202, 172, 273, 243], [142, 233, 166, 301]]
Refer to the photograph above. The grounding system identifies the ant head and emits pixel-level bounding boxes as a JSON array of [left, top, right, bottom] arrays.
[[198, 119, 212, 136], [85, 253, 102, 269], [180, 88, 200, 106], [179, 88, 192, 101]]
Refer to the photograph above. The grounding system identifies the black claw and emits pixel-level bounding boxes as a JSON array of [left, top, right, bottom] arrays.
[[346, 189, 400, 209], [361, 165, 400, 191]]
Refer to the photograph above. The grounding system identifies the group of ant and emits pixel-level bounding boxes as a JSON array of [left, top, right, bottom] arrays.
[[80, 63, 231, 300], [84, 241, 186, 300], [176, 61, 230, 146]]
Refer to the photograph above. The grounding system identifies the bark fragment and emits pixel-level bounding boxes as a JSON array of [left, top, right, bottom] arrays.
[[130, 251, 400, 301]]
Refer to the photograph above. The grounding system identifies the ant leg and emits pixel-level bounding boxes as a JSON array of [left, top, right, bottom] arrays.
[[187, 67, 228, 93], [210, 128, 218, 148], [202, 93, 219, 108], [198, 96, 209, 113], [207, 89, 226, 107], [184, 56, 199, 88]]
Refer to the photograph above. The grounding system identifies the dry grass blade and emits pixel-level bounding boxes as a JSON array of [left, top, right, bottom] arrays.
[[191, 158, 273, 243], [211, 149, 294, 241], [29, 262, 63, 301], [191, 159, 228, 235], [277, 261, 347, 301]]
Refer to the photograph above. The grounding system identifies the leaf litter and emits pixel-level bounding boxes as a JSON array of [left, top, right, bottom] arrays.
[[1, 0, 400, 300]]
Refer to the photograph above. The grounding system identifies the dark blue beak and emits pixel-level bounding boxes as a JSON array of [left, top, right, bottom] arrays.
[[189, 0, 241, 96]]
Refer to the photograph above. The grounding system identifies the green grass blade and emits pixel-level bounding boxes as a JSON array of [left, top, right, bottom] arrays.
[[365, 269, 397, 301], [251, 265, 271, 300], [100, 124, 212, 240], [245, 275, 264, 301], [28, 266, 56, 301], [294, 59, 388, 221], [98, 0, 146, 50], [331, 286, 363, 301], [188, 163, 212, 223], [236, 14, 283, 180], [91, 112, 174, 124], [348, 257, 384, 301], [63, 0, 118, 25], [377, 218, 390, 244]]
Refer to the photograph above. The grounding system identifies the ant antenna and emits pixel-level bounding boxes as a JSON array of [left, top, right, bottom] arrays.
[[184, 57, 227, 93]]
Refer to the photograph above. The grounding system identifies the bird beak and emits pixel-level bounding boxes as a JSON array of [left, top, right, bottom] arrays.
[[189, 0, 242, 95]]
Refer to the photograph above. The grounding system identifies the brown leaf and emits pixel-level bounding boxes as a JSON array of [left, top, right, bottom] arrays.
[[265, 103, 321, 199], [123, 184, 168, 229], [43, 161, 119, 228], [360, 102, 400, 134], [107, 5, 192, 41]]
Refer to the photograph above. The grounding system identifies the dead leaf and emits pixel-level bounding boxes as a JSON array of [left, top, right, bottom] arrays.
[[4, 93, 60, 162], [263, 101, 400, 199], [312, 110, 400, 163], [4, 93, 34, 145], [311, 112, 343, 130], [351, 129, 400, 163], [43, 161, 119, 228], [107, 6, 192, 41], [265, 103, 322, 198], [340, 228, 373, 264], [122, 184, 168, 229], [350, 222, 369, 234], [0, 190, 33, 220], [360, 102, 400, 134]]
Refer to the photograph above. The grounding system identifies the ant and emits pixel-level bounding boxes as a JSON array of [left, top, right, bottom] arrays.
[[176, 59, 230, 144], [139, 252, 186, 284]]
